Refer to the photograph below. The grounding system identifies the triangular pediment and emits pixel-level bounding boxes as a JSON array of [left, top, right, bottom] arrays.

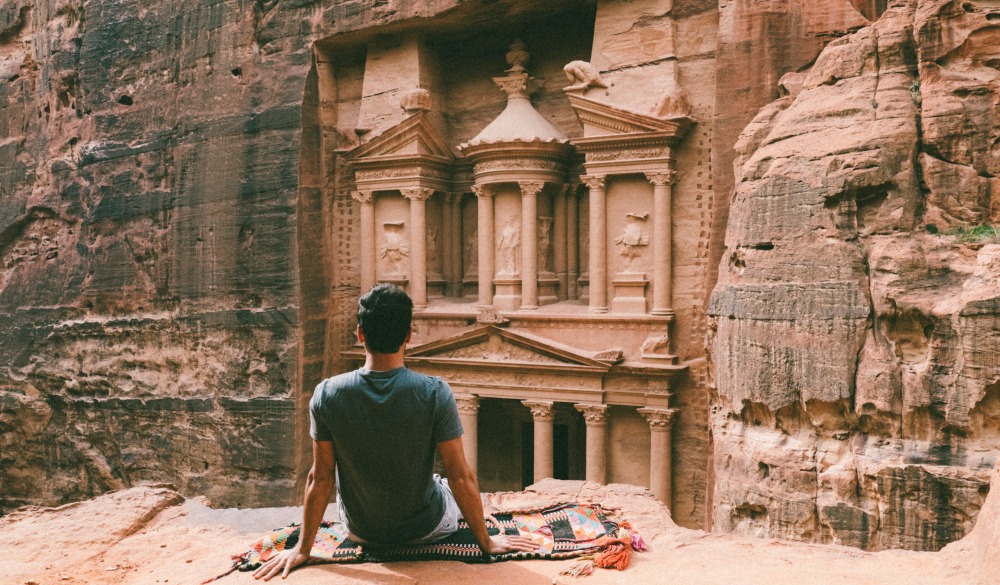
[[408, 326, 612, 371], [347, 111, 454, 161], [566, 93, 692, 138]]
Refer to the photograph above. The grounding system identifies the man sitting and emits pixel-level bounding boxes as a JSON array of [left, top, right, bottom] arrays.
[[255, 284, 537, 580]]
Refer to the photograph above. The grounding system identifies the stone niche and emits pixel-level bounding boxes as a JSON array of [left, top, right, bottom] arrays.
[[313, 0, 698, 522]]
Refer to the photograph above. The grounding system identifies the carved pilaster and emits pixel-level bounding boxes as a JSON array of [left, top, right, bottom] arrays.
[[401, 187, 434, 201], [455, 394, 481, 415], [522, 400, 555, 422], [580, 175, 606, 190], [522, 400, 554, 483], [575, 403, 608, 426], [638, 407, 676, 431], [519, 181, 542, 310], [475, 183, 496, 307], [351, 190, 374, 204], [644, 171, 676, 187]]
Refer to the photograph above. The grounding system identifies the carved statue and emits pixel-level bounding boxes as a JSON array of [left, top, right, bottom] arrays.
[[563, 60, 608, 92], [651, 88, 692, 118], [400, 88, 432, 113], [379, 222, 409, 276], [641, 332, 672, 358], [463, 228, 478, 278], [537, 216, 553, 272], [614, 213, 649, 273], [497, 220, 521, 276], [426, 225, 439, 265]]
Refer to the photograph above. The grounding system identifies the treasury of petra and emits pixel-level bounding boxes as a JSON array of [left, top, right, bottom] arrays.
[[2, 0, 1000, 560]]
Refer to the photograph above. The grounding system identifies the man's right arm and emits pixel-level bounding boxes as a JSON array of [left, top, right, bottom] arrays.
[[437, 435, 538, 556]]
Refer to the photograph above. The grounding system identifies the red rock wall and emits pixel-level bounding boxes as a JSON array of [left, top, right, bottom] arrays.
[[0, 0, 464, 510], [707, 0, 1000, 551]]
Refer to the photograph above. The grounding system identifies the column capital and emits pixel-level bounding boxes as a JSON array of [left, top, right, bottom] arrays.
[[518, 181, 545, 197], [444, 192, 462, 205], [580, 175, 606, 190], [352, 190, 373, 204], [471, 183, 494, 198], [645, 170, 676, 187], [401, 187, 434, 201], [522, 400, 555, 422], [575, 403, 608, 426], [638, 407, 677, 431], [455, 394, 481, 414]]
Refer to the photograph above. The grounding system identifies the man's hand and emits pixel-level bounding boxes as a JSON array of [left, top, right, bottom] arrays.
[[486, 533, 541, 555], [252, 547, 310, 581]]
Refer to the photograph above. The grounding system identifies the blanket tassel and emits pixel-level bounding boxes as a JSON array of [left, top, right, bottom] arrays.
[[560, 559, 594, 577]]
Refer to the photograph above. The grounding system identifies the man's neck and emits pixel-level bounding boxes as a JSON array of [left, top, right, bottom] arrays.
[[363, 351, 405, 372]]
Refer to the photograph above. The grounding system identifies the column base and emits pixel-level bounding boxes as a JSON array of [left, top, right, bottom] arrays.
[[493, 278, 522, 311], [611, 273, 649, 314], [650, 307, 675, 317], [538, 271, 559, 306]]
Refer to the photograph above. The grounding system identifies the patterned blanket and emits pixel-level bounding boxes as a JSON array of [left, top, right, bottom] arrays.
[[205, 502, 644, 582]]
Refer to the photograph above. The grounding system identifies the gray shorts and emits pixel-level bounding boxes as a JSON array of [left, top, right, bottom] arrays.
[[338, 474, 462, 545]]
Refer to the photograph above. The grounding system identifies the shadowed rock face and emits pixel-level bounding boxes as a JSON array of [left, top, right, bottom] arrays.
[[708, 0, 1000, 551], [0, 0, 470, 510]]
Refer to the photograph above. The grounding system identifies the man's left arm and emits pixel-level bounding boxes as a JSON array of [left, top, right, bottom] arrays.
[[254, 439, 335, 581]]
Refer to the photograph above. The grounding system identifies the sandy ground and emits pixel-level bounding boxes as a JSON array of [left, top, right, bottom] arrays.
[[1, 476, 993, 585]]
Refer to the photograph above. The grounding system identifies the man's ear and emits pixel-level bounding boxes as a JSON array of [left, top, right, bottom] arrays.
[[356, 325, 365, 344], [405, 326, 413, 344]]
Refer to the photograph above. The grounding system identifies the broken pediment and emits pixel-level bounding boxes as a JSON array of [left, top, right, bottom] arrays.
[[347, 110, 454, 161], [566, 93, 692, 139], [407, 326, 613, 371]]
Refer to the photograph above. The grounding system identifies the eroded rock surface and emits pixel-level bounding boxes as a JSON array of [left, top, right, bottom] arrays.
[[2, 477, 997, 584], [708, 0, 1000, 551]]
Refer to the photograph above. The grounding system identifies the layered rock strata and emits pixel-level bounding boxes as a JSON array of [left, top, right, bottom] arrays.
[[708, 0, 1000, 551]]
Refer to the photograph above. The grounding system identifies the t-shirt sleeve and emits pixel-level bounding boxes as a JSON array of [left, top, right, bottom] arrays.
[[309, 381, 334, 442], [432, 379, 464, 444]]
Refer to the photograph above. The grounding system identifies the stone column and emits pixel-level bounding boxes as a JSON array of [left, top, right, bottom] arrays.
[[473, 184, 495, 308], [575, 403, 608, 484], [441, 193, 455, 298], [522, 400, 554, 483], [582, 175, 607, 313], [553, 184, 568, 300], [638, 407, 677, 508], [402, 187, 433, 309], [646, 171, 675, 315], [519, 181, 543, 310], [352, 190, 376, 293], [566, 185, 579, 300], [450, 193, 465, 297], [455, 394, 480, 474]]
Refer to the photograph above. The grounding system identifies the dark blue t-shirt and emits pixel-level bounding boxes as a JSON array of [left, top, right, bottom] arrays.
[[309, 366, 464, 544]]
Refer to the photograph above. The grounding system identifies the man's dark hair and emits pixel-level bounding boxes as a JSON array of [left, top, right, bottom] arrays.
[[357, 284, 413, 354]]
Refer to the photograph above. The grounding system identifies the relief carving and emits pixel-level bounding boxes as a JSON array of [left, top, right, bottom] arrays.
[[537, 216, 553, 272], [614, 212, 649, 273], [640, 332, 672, 357], [497, 220, 521, 276], [400, 88, 432, 114], [379, 222, 409, 276], [463, 228, 478, 278]]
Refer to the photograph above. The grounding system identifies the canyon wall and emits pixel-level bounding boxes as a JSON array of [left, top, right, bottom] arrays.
[[707, 0, 1000, 550], [0, 0, 470, 509]]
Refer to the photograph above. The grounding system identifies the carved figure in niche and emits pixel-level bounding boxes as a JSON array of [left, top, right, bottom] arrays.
[[379, 222, 409, 276], [563, 61, 608, 92], [463, 228, 478, 278], [537, 216, 553, 272], [651, 88, 692, 118], [426, 225, 439, 265], [614, 213, 649, 273], [497, 220, 521, 276]]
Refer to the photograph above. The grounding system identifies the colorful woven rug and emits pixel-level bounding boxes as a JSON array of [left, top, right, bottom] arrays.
[[205, 502, 645, 582]]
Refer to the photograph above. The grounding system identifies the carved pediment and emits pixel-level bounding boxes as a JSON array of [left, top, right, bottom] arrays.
[[566, 93, 692, 138], [408, 326, 611, 371], [347, 111, 454, 161]]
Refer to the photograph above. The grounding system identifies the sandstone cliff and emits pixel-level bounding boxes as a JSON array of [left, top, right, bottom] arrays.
[[708, 0, 1000, 551]]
